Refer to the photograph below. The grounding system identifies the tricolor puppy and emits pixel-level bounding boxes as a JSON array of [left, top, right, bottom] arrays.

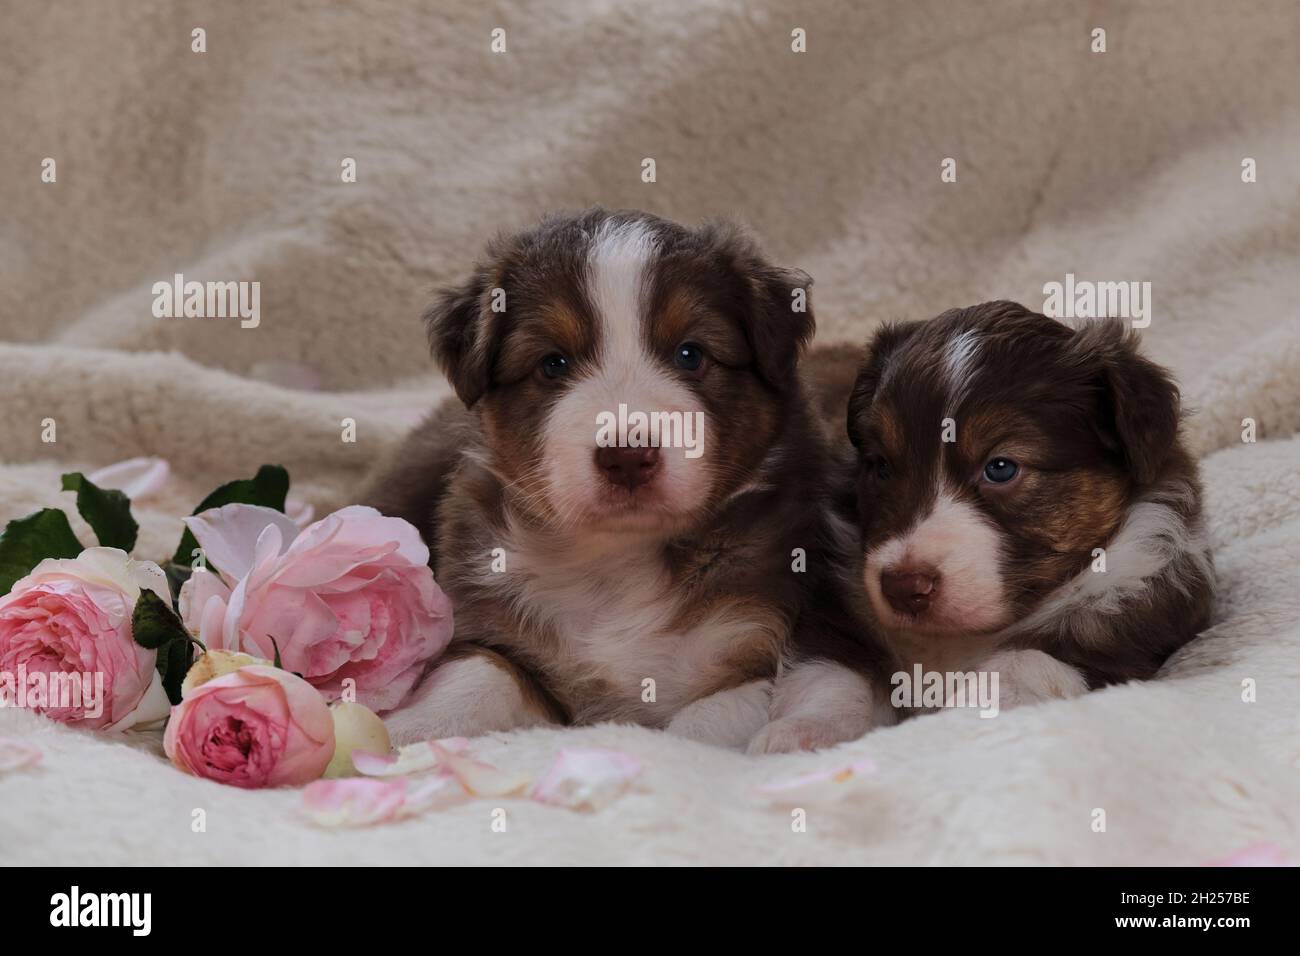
[[362, 208, 853, 748], [765, 301, 1214, 746]]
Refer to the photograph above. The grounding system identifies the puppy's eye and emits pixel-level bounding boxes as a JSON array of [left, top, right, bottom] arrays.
[[540, 353, 570, 380], [982, 457, 1019, 484], [673, 342, 706, 372]]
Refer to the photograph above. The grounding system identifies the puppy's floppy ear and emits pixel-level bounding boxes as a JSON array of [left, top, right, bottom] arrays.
[[847, 321, 922, 448], [743, 263, 817, 387], [424, 271, 494, 408], [701, 222, 815, 387], [1071, 319, 1181, 485]]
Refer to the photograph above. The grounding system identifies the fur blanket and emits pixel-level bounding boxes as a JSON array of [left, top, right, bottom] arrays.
[[3, 0, 1300, 864]]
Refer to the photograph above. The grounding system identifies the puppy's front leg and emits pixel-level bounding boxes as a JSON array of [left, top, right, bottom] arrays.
[[747, 658, 891, 754], [665, 680, 773, 749], [384, 645, 560, 746]]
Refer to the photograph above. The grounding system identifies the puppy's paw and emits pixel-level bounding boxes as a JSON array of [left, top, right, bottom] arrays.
[[980, 648, 1088, 713], [384, 653, 555, 746], [665, 680, 771, 749], [746, 716, 863, 755]]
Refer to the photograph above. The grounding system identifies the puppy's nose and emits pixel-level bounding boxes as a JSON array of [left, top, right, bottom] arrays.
[[881, 567, 938, 616], [594, 445, 660, 490]]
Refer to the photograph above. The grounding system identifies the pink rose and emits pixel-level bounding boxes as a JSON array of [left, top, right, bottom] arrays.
[[164, 664, 334, 788], [177, 505, 452, 712], [0, 547, 172, 732]]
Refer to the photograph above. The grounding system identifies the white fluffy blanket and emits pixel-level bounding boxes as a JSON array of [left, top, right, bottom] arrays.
[[3, 0, 1300, 864]]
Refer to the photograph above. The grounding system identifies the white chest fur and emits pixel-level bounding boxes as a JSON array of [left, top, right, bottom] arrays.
[[482, 533, 764, 725]]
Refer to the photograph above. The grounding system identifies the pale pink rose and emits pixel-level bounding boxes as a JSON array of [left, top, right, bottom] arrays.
[[0, 547, 172, 732], [177, 504, 452, 712], [164, 664, 334, 788]]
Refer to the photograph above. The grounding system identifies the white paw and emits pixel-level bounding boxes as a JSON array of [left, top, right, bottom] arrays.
[[746, 715, 866, 755], [979, 648, 1088, 713], [384, 654, 555, 746], [665, 680, 771, 749]]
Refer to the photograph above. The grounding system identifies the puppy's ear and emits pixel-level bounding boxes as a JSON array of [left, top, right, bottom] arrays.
[[1072, 319, 1181, 485], [702, 222, 815, 387], [424, 273, 493, 408], [744, 263, 817, 387], [847, 321, 922, 448]]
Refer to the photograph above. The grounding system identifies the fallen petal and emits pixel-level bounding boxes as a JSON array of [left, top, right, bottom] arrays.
[[301, 778, 410, 827], [0, 739, 42, 774], [87, 457, 171, 501], [404, 774, 472, 812], [429, 741, 531, 797], [532, 749, 641, 812], [352, 737, 471, 777], [1204, 842, 1296, 867], [757, 757, 878, 802]]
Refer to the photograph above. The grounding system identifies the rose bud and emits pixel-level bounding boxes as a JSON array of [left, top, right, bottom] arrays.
[[164, 665, 334, 788], [180, 649, 266, 698], [323, 700, 392, 778]]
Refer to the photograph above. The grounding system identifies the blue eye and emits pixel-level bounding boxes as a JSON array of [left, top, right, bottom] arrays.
[[674, 342, 705, 372], [540, 353, 570, 379], [983, 457, 1019, 483]]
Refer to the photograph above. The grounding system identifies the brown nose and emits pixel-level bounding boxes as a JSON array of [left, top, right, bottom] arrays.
[[880, 567, 938, 616], [594, 445, 660, 490]]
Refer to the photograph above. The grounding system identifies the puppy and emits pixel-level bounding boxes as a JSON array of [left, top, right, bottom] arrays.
[[361, 208, 879, 748], [759, 301, 1214, 748]]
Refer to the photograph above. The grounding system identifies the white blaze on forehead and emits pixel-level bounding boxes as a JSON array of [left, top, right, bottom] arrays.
[[863, 489, 1009, 633], [942, 329, 981, 410], [587, 219, 658, 366], [538, 217, 711, 524]]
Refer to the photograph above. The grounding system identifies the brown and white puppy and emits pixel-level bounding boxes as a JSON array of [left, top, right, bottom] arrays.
[[758, 301, 1214, 749], [361, 208, 870, 748]]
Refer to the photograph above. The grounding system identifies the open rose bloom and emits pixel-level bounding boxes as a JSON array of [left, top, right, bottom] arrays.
[[178, 504, 452, 712], [165, 664, 334, 788], [0, 547, 172, 731]]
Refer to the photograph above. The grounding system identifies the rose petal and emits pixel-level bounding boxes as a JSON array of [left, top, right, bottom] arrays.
[[757, 757, 878, 802], [87, 457, 171, 502], [184, 504, 299, 583], [403, 774, 472, 812], [531, 749, 641, 811], [286, 498, 316, 528], [352, 737, 472, 777], [429, 741, 531, 797], [1204, 842, 1296, 867], [301, 773, 470, 827], [0, 739, 42, 774], [301, 778, 410, 827]]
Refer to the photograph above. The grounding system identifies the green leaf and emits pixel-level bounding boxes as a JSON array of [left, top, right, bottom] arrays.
[[60, 472, 139, 552], [169, 464, 289, 568], [0, 508, 84, 594], [131, 588, 195, 705]]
